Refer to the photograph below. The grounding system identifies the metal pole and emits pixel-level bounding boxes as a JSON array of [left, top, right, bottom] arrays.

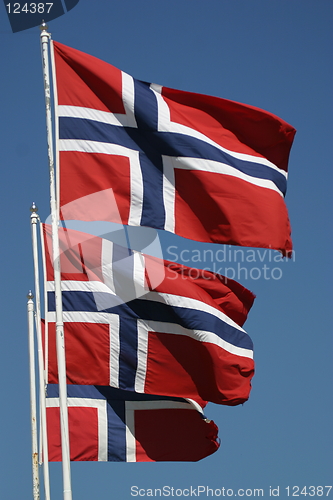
[[39, 219, 49, 386], [27, 291, 40, 500], [30, 203, 51, 500], [40, 22, 73, 500]]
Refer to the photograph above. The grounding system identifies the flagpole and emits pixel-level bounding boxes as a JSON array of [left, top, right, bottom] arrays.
[[27, 291, 40, 500], [40, 22, 73, 500], [30, 203, 51, 500], [39, 218, 49, 387]]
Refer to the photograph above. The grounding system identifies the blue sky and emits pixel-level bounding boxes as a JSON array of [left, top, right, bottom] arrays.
[[0, 1, 332, 498]]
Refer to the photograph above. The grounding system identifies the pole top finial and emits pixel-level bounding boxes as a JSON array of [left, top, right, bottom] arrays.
[[40, 20, 48, 32], [27, 290, 34, 300], [30, 202, 38, 214]]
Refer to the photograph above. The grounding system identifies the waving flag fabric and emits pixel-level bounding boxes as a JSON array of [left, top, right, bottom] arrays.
[[46, 384, 219, 462], [43, 224, 255, 406], [52, 41, 295, 255]]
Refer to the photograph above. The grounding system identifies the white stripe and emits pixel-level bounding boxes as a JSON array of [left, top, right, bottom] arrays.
[[165, 156, 284, 196], [58, 139, 143, 226], [46, 397, 108, 461], [46, 309, 122, 385], [142, 290, 246, 333], [47, 280, 115, 295], [58, 72, 136, 128], [150, 83, 287, 179], [48, 280, 246, 333], [133, 252, 148, 298], [101, 239, 115, 293], [47, 310, 251, 359], [127, 155, 144, 226], [184, 398, 205, 414], [48, 311, 114, 324], [109, 315, 120, 388], [126, 400, 195, 411], [125, 402, 136, 462], [162, 156, 176, 232], [59, 138, 131, 156], [121, 71, 137, 127], [142, 320, 253, 359], [59, 105, 125, 126], [97, 400, 108, 461], [134, 320, 150, 393]]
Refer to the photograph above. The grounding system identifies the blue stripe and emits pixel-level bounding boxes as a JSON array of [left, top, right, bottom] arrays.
[[133, 80, 158, 130], [95, 386, 187, 403], [137, 151, 165, 228], [48, 384, 188, 403], [48, 290, 138, 318], [48, 290, 252, 350], [47, 384, 190, 462], [112, 242, 132, 262], [47, 384, 127, 461], [105, 398, 127, 461], [59, 117, 287, 196], [129, 297, 253, 351], [118, 317, 138, 392]]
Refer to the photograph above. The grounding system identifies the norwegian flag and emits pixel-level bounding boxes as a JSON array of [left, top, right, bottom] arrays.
[[46, 384, 219, 462], [52, 41, 295, 255], [43, 224, 255, 406]]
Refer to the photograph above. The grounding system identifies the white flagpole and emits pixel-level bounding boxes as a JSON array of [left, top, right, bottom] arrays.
[[30, 203, 51, 500], [27, 291, 40, 500], [39, 218, 49, 387], [40, 22, 73, 500]]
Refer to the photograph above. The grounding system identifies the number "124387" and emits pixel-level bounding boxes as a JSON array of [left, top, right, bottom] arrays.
[[6, 3, 53, 14]]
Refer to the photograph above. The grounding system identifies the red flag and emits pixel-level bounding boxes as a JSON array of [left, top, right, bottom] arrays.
[[43, 225, 255, 406], [46, 384, 219, 462], [52, 41, 295, 255]]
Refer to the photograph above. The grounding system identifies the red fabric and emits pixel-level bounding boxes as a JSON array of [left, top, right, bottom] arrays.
[[53, 41, 124, 113], [43, 224, 105, 282], [162, 86, 295, 172], [59, 151, 131, 224], [174, 169, 292, 253], [47, 322, 110, 385], [47, 406, 99, 461], [145, 254, 255, 328], [135, 408, 219, 462], [144, 332, 253, 405]]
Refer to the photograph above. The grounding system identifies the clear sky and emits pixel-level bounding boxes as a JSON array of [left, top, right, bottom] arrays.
[[0, 1, 332, 499]]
